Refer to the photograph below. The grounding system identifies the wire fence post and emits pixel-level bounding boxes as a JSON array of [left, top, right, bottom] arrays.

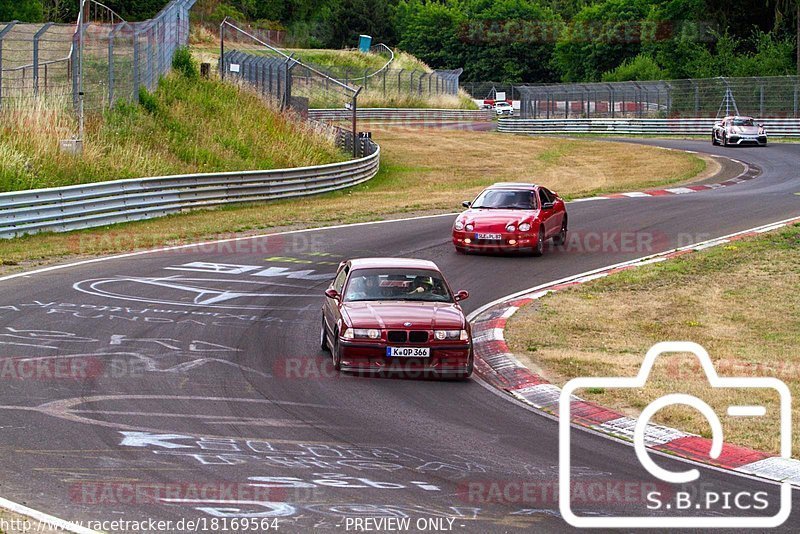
[[108, 24, 122, 108], [133, 29, 140, 101], [219, 20, 225, 80], [0, 22, 18, 110], [32, 23, 53, 98]]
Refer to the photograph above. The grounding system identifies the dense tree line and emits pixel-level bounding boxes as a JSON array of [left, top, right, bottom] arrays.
[[5, 0, 800, 83]]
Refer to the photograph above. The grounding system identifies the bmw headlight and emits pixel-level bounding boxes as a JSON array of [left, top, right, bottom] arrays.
[[434, 330, 469, 341], [454, 221, 465, 231], [351, 328, 381, 339], [506, 224, 516, 232], [518, 222, 531, 232]]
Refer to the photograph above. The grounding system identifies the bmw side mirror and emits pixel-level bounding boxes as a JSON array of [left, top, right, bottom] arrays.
[[454, 290, 469, 302], [324, 288, 340, 301], [462, 201, 471, 208]]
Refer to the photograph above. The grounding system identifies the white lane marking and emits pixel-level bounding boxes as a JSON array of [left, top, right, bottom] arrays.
[[664, 187, 696, 194], [598, 416, 688, 446], [467, 215, 800, 322], [469, 214, 800, 488], [0, 143, 755, 287], [0, 212, 460, 284], [0, 497, 99, 534], [737, 457, 800, 482]]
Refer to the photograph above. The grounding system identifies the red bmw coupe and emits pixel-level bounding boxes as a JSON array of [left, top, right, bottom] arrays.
[[452, 182, 568, 255], [321, 258, 473, 379]]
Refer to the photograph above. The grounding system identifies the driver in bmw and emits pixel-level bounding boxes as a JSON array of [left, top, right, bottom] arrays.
[[408, 275, 434, 295]]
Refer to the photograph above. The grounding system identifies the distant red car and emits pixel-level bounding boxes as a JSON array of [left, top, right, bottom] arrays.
[[321, 258, 473, 379], [452, 182, 568, 255]]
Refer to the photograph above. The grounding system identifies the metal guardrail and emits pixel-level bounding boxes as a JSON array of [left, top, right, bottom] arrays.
[[309, 108, 493, 121], [497, 117, 800, 136], [0, 140, 379, 239]]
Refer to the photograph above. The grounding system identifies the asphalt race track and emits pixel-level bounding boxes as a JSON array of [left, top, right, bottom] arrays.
[[0, 139, 798, 533]]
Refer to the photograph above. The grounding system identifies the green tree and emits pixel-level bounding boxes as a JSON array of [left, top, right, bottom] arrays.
[[0, 0, 43, 22], [325, 0, 396, 48], [396, 0, 562, 82], [553, 0, 653, 82]]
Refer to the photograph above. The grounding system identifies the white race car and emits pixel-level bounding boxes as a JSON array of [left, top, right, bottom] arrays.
[[712, 116, 767, 146]]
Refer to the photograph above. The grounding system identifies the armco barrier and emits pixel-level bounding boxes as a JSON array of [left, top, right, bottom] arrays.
[[0, 142, 379, 239], [497, 117, 800, 136], [309, 108, 493, 122]]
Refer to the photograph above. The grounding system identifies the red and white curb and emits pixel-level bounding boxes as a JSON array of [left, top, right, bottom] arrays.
[[571, 152, 758, 202], [469, 215, 800, 487]]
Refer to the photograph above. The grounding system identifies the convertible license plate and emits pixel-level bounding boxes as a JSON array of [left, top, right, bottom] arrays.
[[386, 347, 430, 358], [476, 233, 502, 240]]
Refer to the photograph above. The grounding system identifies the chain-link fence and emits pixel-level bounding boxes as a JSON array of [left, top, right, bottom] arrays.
[[459, 82, 523, 102], [220, 18, 359, 113], [77, 0, 194, 114], [318, 66, 462, 100], [221, 19, 461, 112], [0, 0, 193, 115], [515, 76, 800, 119], [0, 22, 75, 109]]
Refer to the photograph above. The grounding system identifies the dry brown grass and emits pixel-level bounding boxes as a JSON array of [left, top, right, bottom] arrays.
[[0, 128, 703, 272], [506, 225, 800, 454]]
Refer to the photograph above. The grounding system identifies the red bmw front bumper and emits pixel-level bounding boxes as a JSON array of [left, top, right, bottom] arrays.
[[338, 339, 473, 377]]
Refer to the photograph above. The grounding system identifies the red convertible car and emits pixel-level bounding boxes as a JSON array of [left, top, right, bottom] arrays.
[[452, 182, 568, 255], [321, 258, 473, 379]]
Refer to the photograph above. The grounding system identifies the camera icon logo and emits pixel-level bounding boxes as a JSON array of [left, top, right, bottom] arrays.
[[559, 341, 792, 528]]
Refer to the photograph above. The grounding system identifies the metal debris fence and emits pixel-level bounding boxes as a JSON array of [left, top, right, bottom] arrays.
[[0, 0, 194, 113], [515, 76, 800, 119]]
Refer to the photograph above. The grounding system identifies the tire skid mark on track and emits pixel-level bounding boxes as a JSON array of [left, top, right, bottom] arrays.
[[469, 215, 800, 487]]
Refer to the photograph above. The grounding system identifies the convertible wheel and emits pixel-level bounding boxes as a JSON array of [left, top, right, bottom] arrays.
[[532, 227, 545, 257], [320, 316, 329, 352], [722, 133, 728, 147], [712, 132, 719, 146], [552, 218, 567, 246]]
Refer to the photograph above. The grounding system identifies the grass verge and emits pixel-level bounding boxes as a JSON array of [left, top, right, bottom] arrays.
[[0, 129, 704, 273], [506, 223, 800, 455], [0, 74, 344, 192]]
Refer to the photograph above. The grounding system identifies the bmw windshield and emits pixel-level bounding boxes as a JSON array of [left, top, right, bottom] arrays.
[[343, 269, 453, 303]]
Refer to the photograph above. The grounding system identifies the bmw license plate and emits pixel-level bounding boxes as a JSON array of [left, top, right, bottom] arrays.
[[476, 233, 502, 240], [386, 347, 430, 358]]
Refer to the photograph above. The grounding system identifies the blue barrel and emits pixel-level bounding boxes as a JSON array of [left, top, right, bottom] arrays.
[[358, 35, 372, 53]]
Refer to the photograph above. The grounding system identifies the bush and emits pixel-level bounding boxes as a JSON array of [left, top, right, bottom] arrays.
[[172, 46, 199, 80], [602, 54, 667, 82], [138, 86, 159, 114]]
